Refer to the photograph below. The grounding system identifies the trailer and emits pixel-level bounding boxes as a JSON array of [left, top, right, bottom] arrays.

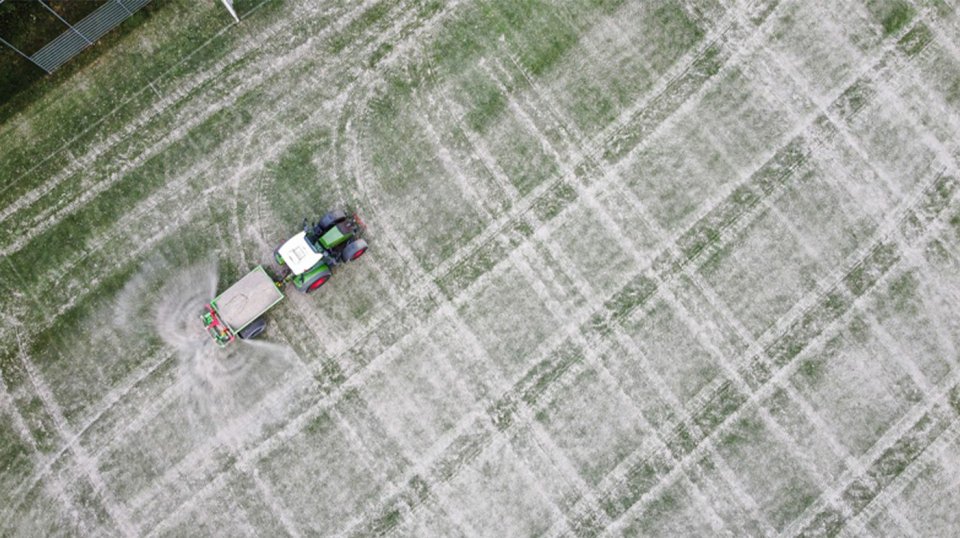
[[201, 265, 284, 347]]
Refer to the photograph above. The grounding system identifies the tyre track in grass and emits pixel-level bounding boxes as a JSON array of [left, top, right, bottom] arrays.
[[599, 171, 960, 537], [690, 6, 956, 531], [342, 163, 954, 537], [836, 418, 960, 537], [408, 0, 786, 312], [270, 2, 832, 528], [912, 0, 960, 57], [349, 0, 755, 297], [334, 265, 588, 536], [484, 0, 930, 423], [785, 373, 960, 536], [0, 327, 77, 533], [439, 58, 725, 529], [6, 0, 437, 336], [0, 0, 379, 257], [763, 18, 960, 533], [9, 1, 884, 532], [310, 9, 900, 532], [3, 0, 436, 516], [478, 40, 858, 536], [473, 54, 741, 533], [7, 1, 904, 532], [497, 57, 820, 538], [0, 343, 37, 454], [770, 5, 960, 456], [8, 325, 137, 536], [142, 2, 960, 532], [454, 9, 956, 532], [508, 246, 730, 536], [93, 3, 492, 532], [326, 4, 760, 524], [0, 0, 286, 214], [392, 76, 628, 535]]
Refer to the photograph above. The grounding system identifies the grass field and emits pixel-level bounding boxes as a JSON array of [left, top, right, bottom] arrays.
[[2, 0, 960, 535]]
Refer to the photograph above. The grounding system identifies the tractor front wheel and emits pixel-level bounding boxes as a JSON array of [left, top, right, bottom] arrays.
[[318, 210, 347, 235], [341, 238, 368, 262]]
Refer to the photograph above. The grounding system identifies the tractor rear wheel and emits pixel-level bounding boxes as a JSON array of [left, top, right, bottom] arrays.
[[298, 267, 333, 293], [238, 317, 267, 340], [341, 238, 368, 262], [318, 210, 347, 235]]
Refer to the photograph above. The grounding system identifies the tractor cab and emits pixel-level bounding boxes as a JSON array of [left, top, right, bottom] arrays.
[[275, 231, 325, 276], [273, 209, 368, 293]]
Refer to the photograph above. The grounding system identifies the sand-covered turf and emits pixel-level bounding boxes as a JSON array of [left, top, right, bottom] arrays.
[[2, 0, 960, 535]]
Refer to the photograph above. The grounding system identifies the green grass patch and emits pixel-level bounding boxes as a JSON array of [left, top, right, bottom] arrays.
[[21, 396, 58, 452], [6, 104, 254, 294], [896, 23, 933, 56], [0, 343, 26, 392], [720, 415, 766, 448], [437, 239, 503, 298], [797, 355, 828, 385], [949, 385, 960, 416], [801, 508, 846, 537], [883, 270, 920, 314], [843, 242, 900, 297], [626, 482, 683, 534], [367, 42, 394, 68], [328, 1, 393, 54], [25, 262, 140, 367], [600, 455, 672, 518], [692, 380, 747, 434], [462, 76, 507, 133], [603, 274, 658, 323], [602, 42, 725, 163], [566, 0, 705, 134], [0, 415, 32, 486], [500, 6, 578, 76], [531, 180, 578, 221], [867, 0, 915, 36], [829, 79, 876, 120], [497, 134, 559, 195], [263, 128, 332, 225], [426, 0, 592, 78], [648, 1, 705, 67], [0, 1, 232, 161]]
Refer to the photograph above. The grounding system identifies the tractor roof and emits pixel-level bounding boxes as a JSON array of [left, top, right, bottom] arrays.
[[277, 231, 326, 275]]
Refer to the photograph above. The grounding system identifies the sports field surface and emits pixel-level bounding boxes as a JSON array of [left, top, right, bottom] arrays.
[[2, 0, 960, 536]]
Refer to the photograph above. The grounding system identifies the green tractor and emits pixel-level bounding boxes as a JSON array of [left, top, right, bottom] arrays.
[[201, 209, 368, 347], [274, 209, 369, 292]]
